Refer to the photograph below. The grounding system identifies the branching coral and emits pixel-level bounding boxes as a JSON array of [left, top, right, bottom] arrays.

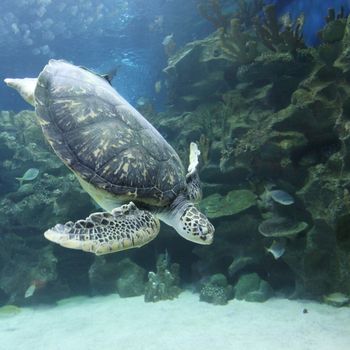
[[254, 4, 306, 53], [325, 6, 345, 23], [317, 7, 348, 65], [144, 253, 181, 302], [235, 0, 264, 28]]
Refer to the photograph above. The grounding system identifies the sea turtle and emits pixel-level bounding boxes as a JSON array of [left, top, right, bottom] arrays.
[[5, 59, 214, 255]]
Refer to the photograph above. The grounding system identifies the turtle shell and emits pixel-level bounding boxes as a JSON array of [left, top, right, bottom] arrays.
[[34, 60, 186, 206]]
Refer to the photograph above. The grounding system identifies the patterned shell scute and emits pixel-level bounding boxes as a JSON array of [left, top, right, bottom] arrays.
[[34, 60, 186, 206]]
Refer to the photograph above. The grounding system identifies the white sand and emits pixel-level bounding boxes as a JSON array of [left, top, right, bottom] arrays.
[[0, 291, 350, 350]]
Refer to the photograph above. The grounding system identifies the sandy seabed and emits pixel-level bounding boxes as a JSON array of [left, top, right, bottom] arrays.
[[0, 291, 349, 350]]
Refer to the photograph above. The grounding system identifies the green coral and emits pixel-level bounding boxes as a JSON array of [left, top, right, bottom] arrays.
[[235, 0, 265, 29], [144, 253, 181, 302], [219, 18, 258, 64], [318, 7, 347, 65], [254, 4, 306, 53]]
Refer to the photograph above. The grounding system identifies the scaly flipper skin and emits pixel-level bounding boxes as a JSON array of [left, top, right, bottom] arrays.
[[44, 202, 160, 255], [186, 142, 202, 203]]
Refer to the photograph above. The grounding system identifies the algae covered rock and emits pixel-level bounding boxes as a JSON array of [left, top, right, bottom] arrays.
[[164, 32, 233, 110], [89, 257, 146, 297], [237, 50, 314, 84], [115, 259, 146, 298], [88, 257, 122, 295], [234, 273, 273, 302], [0, 305, 21, 318], [0, 239, 58, 305], [228, 256, 256, 277], [200, 189, 256, 219], [319, 17, 346, 43]]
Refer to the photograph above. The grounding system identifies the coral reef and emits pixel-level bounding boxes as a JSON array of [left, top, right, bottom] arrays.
[[163, 34, 233, 110], [219, 18, 258, 64], [235, 0, 264, 29], [254, 4, 306, 53], [160, 6, 350, 301], [0, 235, 58, 305], [234, 273, 274, 302], [0, 110, 96, 305], [0, 110, 94, 235]]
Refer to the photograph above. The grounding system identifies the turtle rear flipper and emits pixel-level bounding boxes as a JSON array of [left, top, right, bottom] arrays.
[[4, 78, 37, 106], [44, 202, 160, 255]]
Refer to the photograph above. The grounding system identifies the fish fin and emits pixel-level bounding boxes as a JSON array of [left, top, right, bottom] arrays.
[[15, 177, 23, 186], [79, 66, 118, 85], [101, 67, 119, 85]]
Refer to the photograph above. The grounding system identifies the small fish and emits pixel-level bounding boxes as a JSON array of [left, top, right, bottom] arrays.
[[24, 279, 47, 298], [265, 239, 286, 259], [162, 33, 176, 57], [149, 15, 164, 32], [24, 284, 36, 298], [155, 80, 162, 93], [269, 189, 294, 205], [16, 168, 39, 186]]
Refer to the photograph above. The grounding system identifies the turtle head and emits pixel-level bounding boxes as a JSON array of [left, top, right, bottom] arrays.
[[176, 205, 214, 245], [4, 78, 37, 106]]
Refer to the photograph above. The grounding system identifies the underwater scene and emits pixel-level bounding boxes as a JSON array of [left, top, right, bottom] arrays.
[[1, 0, 350, 349]]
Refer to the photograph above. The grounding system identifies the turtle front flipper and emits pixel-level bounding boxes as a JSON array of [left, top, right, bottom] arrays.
[[44, 202, 160, 255], [186, 142, 202, 203]]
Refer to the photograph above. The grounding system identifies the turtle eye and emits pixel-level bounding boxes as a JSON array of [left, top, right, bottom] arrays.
[[198, 224, 205, 236], [201, 226, 208, 235]]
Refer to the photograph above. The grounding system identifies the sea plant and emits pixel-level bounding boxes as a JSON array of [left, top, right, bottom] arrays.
[[235, 0, 265, 29], [254, 4, 306, 53]]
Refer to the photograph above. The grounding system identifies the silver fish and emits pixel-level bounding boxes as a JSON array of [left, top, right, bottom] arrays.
[[269, 189, 294, 205], [16, 168, 39, 186], [266, 239, 286, 259], [24, 284, 36, 298]]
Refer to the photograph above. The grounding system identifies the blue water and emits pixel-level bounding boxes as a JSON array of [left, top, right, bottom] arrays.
[[0, 0, 349, 112], [0, 0, 210, 111]]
